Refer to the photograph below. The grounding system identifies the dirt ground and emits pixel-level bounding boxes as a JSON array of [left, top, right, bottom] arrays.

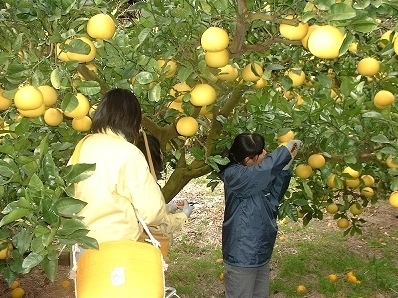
[[0, 182, 397, 298]]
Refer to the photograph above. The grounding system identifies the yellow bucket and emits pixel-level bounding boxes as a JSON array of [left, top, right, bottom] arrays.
[[76, 240, 164, 298]]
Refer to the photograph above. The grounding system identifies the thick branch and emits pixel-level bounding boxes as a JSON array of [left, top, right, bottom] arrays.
[[76, 64, 108, 95]]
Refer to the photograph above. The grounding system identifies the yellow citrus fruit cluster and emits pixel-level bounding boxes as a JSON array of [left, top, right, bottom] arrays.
[[307, 153, 326, 169], [157, 58, 178, 78], [307, 25, 345, 59], [346, 271, 361, 284], [279, 15, 309, 41], [64, 93, 92, 132], [0, 88, 12, 111], [87, 13, 116, 40], [201, 27, 230, 69], [14, 85, 47, 118], [176, 116, 198, 137], [389, 191, 398, 208], [357, 57, 380, 77], [295, 164, 313, 179], [169, 82, 191, 102], [217, 64, 239, 82], [373, 90, 395, 109]]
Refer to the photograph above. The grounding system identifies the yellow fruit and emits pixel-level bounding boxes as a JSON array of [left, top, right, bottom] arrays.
[[284, 90, 295, 100], [288, 69, 306, 87], [347, 274, 358, 284], [56, 40, 71, 61], [44, 108, 64, 126], [389, 191, 398, 208], [86, 13, 116, 40], [38, 85, 58, 107], [361, 174, 375, 186], [72, 116, 92, 132], [217, 64, 239, 81], [176, 116, 199, 137], [278, 235, 286, 242], [380, 30, 398, 48], [394, 38, 398, 55], [360, 186, 374, 198], [10, 287, 25, 298], [169, 82, 191, 102], [14, 85, 44, 110], [307, 25, 345, 59], [10, 280, 20, 290], [374, 90, 394, 108], [386, 156, 398, 168], [348, 42, 358, 53], [277, 130, 295, 143], [296, 285, 307, 294], [157, 59, 178, 78], [253, 78, 268, 89], [190, 83, 216, 106], [301, 25, 318, 49], [326, 203, 338, 214], [201, 27, 229, 52], [343, 166, 360, 178], [18, 103, 46, 118], [328, 274, 338, 283], [219, 273, 224, 281], [204, 49, 229, 68], [66, 37, 96, 63], [337, 218, 350, 229], [168, 100, 183, 112], [357, 57, 380, 76], [61, 279, 71, 288], [326, 174, 336, 188], [345, 178, 360, 189], [279, 15, 309, 41], [64, 93, 90, 119], [295, 164, 313, 179], [0, 239, 12, 259], [349, 203, 363, 215], [215, 258, 223, 264], [241, 63, 263, 82], [307, 154, 325, 169], [0, 88, 12, 110]]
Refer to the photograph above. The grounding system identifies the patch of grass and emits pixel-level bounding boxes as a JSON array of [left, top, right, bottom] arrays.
[[166, 244, 224, 298], [166, 215, 398, 298]]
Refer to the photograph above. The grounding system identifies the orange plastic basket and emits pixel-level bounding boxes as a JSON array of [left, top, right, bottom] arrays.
[[76, 239, 164, 298]]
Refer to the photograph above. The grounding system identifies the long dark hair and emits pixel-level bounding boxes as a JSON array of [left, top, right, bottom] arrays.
[[92, 88, 142, 143], [219, 133, 265, 173], [136, 133, 164, 179]]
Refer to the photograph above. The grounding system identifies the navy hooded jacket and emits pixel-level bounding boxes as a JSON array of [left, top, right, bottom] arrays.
[[220, 146, 292, 268]]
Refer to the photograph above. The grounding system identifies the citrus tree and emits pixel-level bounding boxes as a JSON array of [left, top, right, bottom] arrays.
[[1, 0, 398, 283]]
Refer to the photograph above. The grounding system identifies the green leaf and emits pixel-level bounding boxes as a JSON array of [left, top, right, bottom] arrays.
[[135, 71, 154, 84], [55, 198, 86, 217], [58, 218, 87, 236], [349, 17, 379, 33], [42, 153, 61, 187], [189, 147, 205, 160], [148, 83, 161, 102], [41, 256, 58, 282], [77, 81, 101, 95], [22, 252, 44, 271], [66, 38, 91, 55], [62, 163, 95, 184], [302, 182, 313, 199], [61, 93, 78, 114], [371, 134, 391, 143], [0, 208, 30, 227], [329, 3, 357, 20], [12, 227, 33, 255], [42, 197, 59, 225]]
